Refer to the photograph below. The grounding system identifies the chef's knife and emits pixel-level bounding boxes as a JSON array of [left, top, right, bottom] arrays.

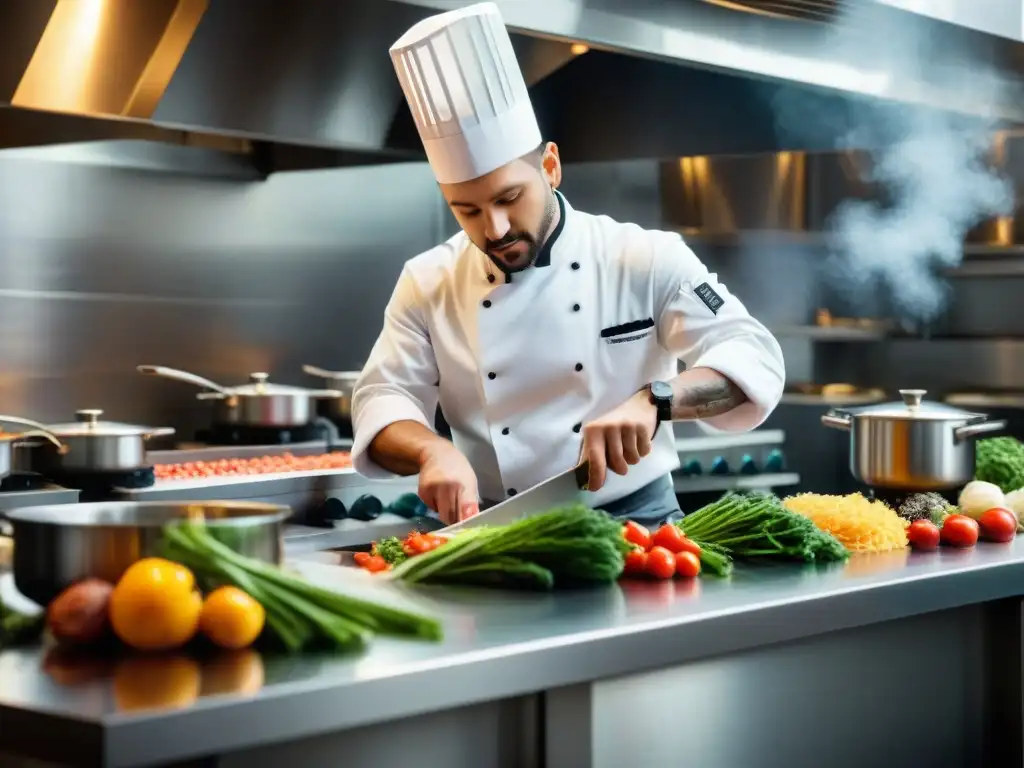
[[440, 461, 591, 533]]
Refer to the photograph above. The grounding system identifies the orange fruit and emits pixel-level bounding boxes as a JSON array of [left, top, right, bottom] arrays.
[[199, 586, 265, 650], [113, 654, 201, 712], [109, 558, 202, 651]]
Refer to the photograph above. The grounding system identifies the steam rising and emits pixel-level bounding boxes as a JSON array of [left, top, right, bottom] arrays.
[[773, 6, 1015, 324]]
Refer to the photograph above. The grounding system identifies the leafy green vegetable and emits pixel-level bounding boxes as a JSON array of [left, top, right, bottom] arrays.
[[677, 492, 849, 577], [0, 597, 43, 649], [374, 537, 408, 566], [976, 437, 1024, 493], [392, 504, 630, 590], [162, 522, 442, 653]]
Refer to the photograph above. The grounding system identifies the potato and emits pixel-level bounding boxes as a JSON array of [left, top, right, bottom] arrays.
[[47, 578, 114, 646]]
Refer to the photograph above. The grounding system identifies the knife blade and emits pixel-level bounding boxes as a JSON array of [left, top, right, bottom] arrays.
[[440, 461, 591, 533]]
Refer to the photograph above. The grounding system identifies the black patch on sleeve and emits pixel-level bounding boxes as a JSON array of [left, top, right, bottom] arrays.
[[693, 282, 725, 314]]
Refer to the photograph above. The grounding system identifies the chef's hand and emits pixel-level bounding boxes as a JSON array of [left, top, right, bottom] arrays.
[[581, 391, 658, 492], [417, 441, 480, 524]]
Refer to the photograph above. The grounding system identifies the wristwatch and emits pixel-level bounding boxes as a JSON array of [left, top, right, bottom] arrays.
[[645, 380, 673, 434]]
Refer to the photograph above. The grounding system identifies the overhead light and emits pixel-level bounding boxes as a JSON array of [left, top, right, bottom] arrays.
[[570, 43, 589, 55]]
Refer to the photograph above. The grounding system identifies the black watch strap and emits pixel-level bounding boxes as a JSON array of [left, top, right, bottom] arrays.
[[645, 381, 673, 435]]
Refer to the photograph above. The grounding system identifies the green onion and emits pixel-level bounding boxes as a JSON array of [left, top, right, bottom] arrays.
[[161, 522, 442, 653]]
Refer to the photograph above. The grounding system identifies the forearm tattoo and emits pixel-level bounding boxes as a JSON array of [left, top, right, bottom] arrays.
[[670, 378, 748, 420]]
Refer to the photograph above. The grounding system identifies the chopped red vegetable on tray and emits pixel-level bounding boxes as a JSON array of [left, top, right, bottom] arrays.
[[154, 452, 352, 480]]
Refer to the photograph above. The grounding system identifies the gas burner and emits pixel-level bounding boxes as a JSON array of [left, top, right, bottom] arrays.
[[44, 467, 155, 501], [0, 473, 49, 493], [196, 423, 322, 447]]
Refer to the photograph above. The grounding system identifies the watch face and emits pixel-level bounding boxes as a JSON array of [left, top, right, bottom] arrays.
[[650, 380, 673, 400]]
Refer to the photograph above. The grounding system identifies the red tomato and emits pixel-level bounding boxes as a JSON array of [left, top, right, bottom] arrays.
[[363, 555, 389, 573], [622, 521, 652, 551], [645, 546, 676, 579], [651, 525, 688, 553], [407, 535, 433, 554], [978, 508, 1017, 543], [940, 514, 980, 549], [674, 551, 701, 578], [622, 548, 648, 577], [353, 552, 371, 566], [907, 519, 941, 551]]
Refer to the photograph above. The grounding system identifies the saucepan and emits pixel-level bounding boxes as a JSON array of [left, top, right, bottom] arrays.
[[15, 409, 175, 474], [137, 365, 342, 428], [0, 416, 64, 479], [303, 364, 361, 426], [5, 500, 289, 605], [821, 388, 1006, 490]]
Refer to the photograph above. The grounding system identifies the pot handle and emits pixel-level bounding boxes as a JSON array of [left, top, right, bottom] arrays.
[[136, 365, 229, 395], [0, 416, 66, 453], [954, 419, 1008, 442], [10, 429, 66, 453], [303, 364, 340, 379], [821, 413, 853, 431], [306, 389, 345, 399], [142, 427, 176, 440]]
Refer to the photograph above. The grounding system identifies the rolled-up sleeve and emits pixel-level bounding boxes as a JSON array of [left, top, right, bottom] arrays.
[[350, 267, 439, 478], [652, 233, 785, 433]]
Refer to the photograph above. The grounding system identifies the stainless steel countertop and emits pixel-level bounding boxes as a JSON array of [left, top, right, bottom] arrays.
[[6, 541, 1019, 767]]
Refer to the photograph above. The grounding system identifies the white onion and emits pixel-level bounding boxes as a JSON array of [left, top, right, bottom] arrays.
[[958, 480, 1007, 521]]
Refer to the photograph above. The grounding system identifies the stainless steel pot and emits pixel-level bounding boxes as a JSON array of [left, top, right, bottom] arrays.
[[25, 409, 175, 473], [821, 389, 1007, 490], [303, 364, 360, 424], [0, 416, 65, 478], [137, 365, 342, 428], [5, 500, 289, 605]]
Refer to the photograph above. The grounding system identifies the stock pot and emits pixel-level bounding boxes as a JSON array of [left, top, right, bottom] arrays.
[[821, 389, 1006, 490]]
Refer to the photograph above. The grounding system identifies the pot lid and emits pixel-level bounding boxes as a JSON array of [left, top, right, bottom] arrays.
[[45, 409, 173, 437], [223, 373, 341, 398], [848, 390, 987, 421]]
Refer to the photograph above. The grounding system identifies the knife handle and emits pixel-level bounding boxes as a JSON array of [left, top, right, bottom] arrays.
[[574, 460, 591, 491]]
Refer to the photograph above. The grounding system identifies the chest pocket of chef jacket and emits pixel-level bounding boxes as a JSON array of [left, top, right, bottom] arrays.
[[599, 317, 658, 368]]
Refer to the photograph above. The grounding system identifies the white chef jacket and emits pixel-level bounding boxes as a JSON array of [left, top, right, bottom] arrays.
[[351, 193, 785, 507]]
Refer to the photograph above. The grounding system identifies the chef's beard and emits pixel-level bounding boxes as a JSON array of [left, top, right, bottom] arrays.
[[484, 190, 558, 275]]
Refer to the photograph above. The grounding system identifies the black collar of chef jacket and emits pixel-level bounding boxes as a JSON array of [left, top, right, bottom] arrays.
[[491, 190, 567, 284]]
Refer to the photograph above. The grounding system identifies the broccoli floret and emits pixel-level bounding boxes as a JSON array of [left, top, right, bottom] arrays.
[[976, 437, 1024, 493]]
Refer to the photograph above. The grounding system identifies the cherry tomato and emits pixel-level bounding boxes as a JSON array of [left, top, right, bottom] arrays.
[[651, 525, 688, 553], [353, 552, 371, 566], [979, 508, 1017, 543], [623, 548, 648, 577], [363, 555, 389, 573], [940, 514, 980, 549], [907, 519, 940, 551], [674, 550, 701, 578], [645, 546, 676, 579], [622, 521, 652, 551], [407, 535, 433, 555]]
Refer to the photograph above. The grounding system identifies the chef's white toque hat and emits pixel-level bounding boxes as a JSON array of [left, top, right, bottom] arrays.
[[389, 2, 542, 185]]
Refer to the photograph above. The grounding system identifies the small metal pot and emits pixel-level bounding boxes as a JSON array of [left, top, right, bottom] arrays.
[[0, 416, 65, 478], [5, 500, 289, 605], [27, 409, 175, 473], [137, 365, 342, 428], [303, 364, 360, 427], [821, 389, 1007, 490]]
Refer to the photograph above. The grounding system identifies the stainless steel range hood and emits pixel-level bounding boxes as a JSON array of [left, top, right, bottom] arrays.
[[0, 0, 1022, 173]]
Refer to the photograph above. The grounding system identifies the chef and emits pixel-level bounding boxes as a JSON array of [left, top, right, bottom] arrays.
[[351, 2, 786, 526]]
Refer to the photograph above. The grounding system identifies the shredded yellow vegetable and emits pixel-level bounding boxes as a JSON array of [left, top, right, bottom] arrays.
[[782, 493, 909, 553]]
